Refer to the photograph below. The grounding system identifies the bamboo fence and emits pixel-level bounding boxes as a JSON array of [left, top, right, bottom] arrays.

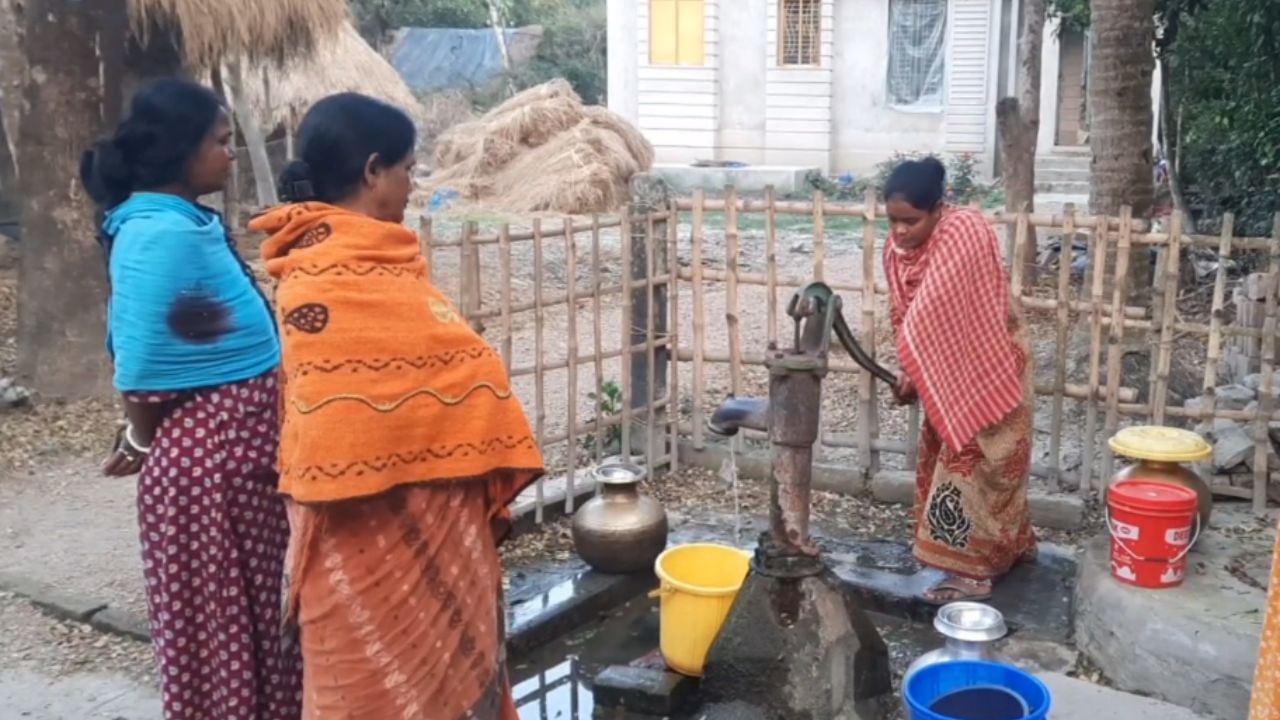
[[414, 192, 1280, 521], [670, 191, 1280, 513]]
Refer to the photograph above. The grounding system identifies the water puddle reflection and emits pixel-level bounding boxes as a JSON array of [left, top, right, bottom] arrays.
[[515, 658, 593, 719]]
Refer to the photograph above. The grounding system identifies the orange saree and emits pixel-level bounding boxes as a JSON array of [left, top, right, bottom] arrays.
[[254, 204, 544, 720]]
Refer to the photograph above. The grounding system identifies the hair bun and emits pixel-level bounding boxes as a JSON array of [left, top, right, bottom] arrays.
[[278, 159, 318, 202], [79, 138, 135, 207], [920, 155, 947, 185]]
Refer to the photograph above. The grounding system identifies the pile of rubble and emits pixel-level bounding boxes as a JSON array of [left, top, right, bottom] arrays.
[[1188, 371, 1280, 491]]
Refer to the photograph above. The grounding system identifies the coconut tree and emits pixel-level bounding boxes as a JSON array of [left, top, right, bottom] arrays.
[[1088, 0, 1156, 288], [15, 0, 346, 398]]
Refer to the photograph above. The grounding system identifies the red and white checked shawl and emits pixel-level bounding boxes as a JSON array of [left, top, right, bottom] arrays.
[[884, 207, 1023, 452]]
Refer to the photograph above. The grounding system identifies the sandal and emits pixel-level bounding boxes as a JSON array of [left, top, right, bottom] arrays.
[[922, 575, 993, 605]]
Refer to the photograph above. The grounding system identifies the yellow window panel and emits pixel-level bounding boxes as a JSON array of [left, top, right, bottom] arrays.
[[676, 0, 705, 66], [650, 0, 678, 64]]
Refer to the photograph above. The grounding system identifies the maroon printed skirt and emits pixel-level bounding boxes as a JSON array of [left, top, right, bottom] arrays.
[[129, 371, 302, 719]]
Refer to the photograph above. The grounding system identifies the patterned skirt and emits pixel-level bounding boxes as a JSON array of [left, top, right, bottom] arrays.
[[286, 480, 521, 720], [131, 371, 302, 719], [914, 408, 1039, 580], [1250, 527, 1280, 719]]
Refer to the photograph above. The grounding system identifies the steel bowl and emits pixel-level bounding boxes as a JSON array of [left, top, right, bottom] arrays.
[[592, 461, 647, 485], [933, 601, 1008, 643]]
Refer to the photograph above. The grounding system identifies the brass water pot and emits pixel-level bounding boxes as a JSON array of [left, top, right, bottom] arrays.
[[572, 462, 668, 574]]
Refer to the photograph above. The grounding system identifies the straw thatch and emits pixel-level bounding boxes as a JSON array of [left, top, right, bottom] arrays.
[[235, 21, 425, 130], [425, 80, 654, 215], [128, 0, 348, 71]]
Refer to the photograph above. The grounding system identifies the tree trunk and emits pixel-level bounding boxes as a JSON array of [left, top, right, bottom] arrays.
[[224, 58, 277, 210], [1089, 0, 1155, 289], [0, 0, 22, 179], [16, 0, 126, 397], [997, 0, 1046, 287]]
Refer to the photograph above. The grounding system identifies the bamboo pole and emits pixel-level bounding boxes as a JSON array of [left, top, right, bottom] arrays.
[[1152, 211, 1184, 423], [644, 213, 659, 476], [1252, 214, 1280, 513], [1049, 206, 1075, 486], [459, 218, 625, 247], [766, 186, 779, 347], [532, 219, 546, 522], [499, 225, 513, 374], [1011, 211, 1030, 299], [859, 187, 880, 476], [1101, 207, 1135, 481], [591, 216, 605, 462], [668, 200, 681, 473], [620, 208, 634, 458], [565, 217, 579, 511], [1201, 215, 1236, 425], [460, 221, 476, 322], [813, 190, 826, 282], [420, 215, 434, 285], [1080, 220, 1111, 493], [691, 191, 707, 449], [726, 186, 743, 399]]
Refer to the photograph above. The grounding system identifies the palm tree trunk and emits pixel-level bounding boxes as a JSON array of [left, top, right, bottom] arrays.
[[1089, 0, 1155, 289], [998, 0, 1046, 287], [16, 0, 126, 397]]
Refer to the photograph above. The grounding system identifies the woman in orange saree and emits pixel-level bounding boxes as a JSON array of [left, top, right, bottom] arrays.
[[882, 157, 1037, 604], [252, 93, 544, 719], [1251, 531, 1280, 719]]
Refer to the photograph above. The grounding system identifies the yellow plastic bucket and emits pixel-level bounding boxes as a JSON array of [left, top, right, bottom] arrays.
[[651, 543, 752, 677]]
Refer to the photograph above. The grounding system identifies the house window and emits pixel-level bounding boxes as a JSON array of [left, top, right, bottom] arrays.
[[650, 0, 705, 66], [779, 0, 822, 66], [887, 0, 947, 109]]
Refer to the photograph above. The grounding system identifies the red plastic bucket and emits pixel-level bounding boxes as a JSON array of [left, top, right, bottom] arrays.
[[1107, 480, 1200, 589]]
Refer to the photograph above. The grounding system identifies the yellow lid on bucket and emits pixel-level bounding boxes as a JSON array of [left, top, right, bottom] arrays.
[[1108, 425, 1211, 463]]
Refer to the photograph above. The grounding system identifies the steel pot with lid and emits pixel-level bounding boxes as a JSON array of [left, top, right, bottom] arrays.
[[1109, 425, 1213, 530], [572, 461, 669, 574], [905, 602, 1009, 681]]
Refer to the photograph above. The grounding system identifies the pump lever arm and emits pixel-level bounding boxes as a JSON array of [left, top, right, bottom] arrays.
[[832, 310, 898, 386]]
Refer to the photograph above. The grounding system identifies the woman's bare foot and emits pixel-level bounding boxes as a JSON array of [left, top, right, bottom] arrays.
[[922, 575, 993, 604]]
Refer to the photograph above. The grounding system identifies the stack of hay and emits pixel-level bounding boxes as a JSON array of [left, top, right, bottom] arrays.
[[425, 80, 654, 215]]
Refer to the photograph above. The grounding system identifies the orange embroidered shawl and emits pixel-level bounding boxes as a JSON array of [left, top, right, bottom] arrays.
[[253, 203, 544, 504]]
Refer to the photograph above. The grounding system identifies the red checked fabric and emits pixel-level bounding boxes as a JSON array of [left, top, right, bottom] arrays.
[[884, 207, 1023, 452]]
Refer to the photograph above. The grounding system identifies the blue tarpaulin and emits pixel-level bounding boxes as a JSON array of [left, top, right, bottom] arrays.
[[387, 27, 543, 93]]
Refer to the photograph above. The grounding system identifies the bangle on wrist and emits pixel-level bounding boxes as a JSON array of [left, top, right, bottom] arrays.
[[124, 425, 152, 454]]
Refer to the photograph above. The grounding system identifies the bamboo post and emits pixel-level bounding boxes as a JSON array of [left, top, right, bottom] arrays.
[[1101, 207, 1135, 481], [858, 187, 880, 477], [766, 186, 779, 347], [1201, 215, 1236, 425], [691, 191, 707, 449], [620, 208, 634, 459], [1010, 211, 1029, 299], [813, 190, 826, 282], [1253, 214, 1280, 513], [629, 177, 671, 458], [565, 218, 579, 511], [498, 225, 513, 374], [460, 221, 477, 324], [1152, 211, 1184, 424], [645, 213, 659, 474], [1049, 205, 1076, 486], [532, 219, 547, 522], [1080, 220, 1111, 493], [726, 185, 743, 399], [591, 216, 606, 461], [668, 200, 681, 473], [419, 215, 434, 285]]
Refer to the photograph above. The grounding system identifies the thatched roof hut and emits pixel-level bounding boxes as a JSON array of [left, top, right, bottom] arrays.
[[236, 21, 426, 130], [128, 0, 348, 70]]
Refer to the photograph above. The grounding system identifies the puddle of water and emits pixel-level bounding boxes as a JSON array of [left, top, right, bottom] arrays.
[[512, 596, 661, 719]]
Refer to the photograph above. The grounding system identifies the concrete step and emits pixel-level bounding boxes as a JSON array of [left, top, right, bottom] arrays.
[[1040, 673, 1210, 720], [1034, 192, 1090, 214], [1037, 167, 1090, 183], [1036, 155, 1091, 172], [1036, 180, 1091, 194]]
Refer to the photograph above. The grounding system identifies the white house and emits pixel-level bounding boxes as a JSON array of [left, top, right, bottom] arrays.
[[606, 0, 1134, 184]]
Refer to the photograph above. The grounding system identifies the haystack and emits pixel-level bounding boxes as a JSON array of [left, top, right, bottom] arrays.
[[425, 80, 654, 215]]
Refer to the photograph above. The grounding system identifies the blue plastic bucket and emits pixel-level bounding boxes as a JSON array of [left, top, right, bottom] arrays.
[[904, 660, 1051, 720]]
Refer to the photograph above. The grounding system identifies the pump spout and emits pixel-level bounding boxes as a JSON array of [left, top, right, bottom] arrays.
[[707, 396, 769, 437]]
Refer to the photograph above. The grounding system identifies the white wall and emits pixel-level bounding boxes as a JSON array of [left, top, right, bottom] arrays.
[[831, 0, 944, 175], [763, 0, 835, 168], [607, 0, 639, 124], [716, 1, 767, 163], [635, 0, 721, 164]]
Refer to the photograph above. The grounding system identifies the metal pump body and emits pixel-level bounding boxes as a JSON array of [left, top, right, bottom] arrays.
[[700, 283, 893, 719]]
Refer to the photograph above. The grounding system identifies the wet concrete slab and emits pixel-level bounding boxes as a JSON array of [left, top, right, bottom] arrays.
[[507, 566, 656, 658], [667, 512, 1075, 644], [0, 669, 161, 720]]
